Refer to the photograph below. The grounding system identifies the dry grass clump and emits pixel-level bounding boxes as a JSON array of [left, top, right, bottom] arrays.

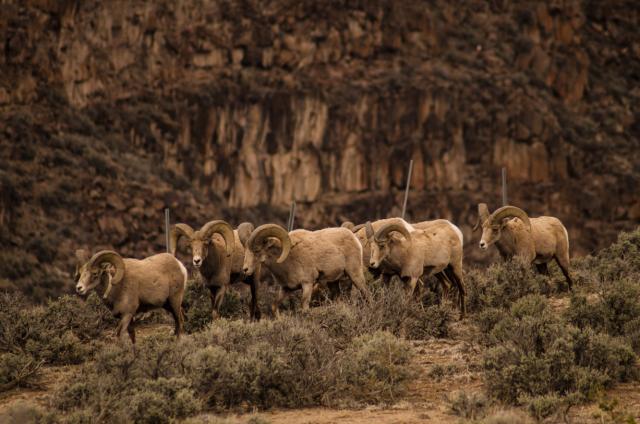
[[0, 400, 55, 424], [448, 390, 489, 420], [305, 282, 453, 342]]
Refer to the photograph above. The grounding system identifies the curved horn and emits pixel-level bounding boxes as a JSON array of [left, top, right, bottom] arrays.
[[351, 223, 365, 233], [88, 250, 125, 285], [247, 224, 291, 263], [375, 220, 412, 243], [341, 221, 355, 230], [237, 222, 254, 247], [170, 223, 195, 255], [201, 220, 235, 256], [473, 203, 490, 231], [365, 221, 374, 239], [489, 205, 531, 230]]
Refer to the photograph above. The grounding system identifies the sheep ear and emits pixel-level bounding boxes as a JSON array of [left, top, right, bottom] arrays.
[[389, 233, 406, 243], [75, 249, 90, 263]]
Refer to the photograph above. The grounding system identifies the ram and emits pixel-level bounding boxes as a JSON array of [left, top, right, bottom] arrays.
[[474, 204, 573, 288], [170, 220, 261, 320], [242, 224, 370, 316], [74, 249, 187, 345], [348, 218, 463, 296], [367, 218, 466, 317]]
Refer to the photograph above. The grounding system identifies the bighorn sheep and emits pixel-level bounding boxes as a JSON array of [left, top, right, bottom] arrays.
[[170, 220, 261, 320], [242, 224, 370, 316], [474, 204, 573, 288], [366, 218, 466, 317], [74, 250, 188, 344], [348, 218, 463, 295]]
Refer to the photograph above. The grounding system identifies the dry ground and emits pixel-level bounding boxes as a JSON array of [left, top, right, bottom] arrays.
[[1, 293, 639, 423]]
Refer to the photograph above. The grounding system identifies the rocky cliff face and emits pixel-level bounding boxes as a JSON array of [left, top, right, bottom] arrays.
[[1, 0, 639, 299]]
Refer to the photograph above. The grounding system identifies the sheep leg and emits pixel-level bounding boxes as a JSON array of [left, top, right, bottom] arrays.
[[328, 281, 341, 300], [244, 274, 262, 321], [168, 295, 184, 337], [535, 263, 550, 276], [346, 267, 371, 301], [554, 255, 574, 290], [272, 286, 286, 319], [209, 285, 227, 320], [116, 313, 134, 344], [127, 320, 136, 345], [401, 276, 419, 295], [434, 272, 451, 303], [301, 283, 313, 311], [445, 263, 466, 318]]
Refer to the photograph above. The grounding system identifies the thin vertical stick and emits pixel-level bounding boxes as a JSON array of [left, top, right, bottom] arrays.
[[287, 200, 296, 232], [401, 160, 414, 219], [164, 208, 171, 253], [502, 167, 508, 206]]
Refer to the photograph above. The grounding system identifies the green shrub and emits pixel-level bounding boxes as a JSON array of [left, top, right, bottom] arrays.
[[522, 394, 563, 421], [0, 292, 113, 365], [582, 227, 640, 282], [428, 364, 460, 382], [298, 283, 451, 342], [55, 341, 200, 423], [0, 352, 44, 391], [565, 279, 640, 353], [334, 331, 416, 405], [182, 281, 249, 333], [482, 295, 638, 406], [465, 260, 551, 313], [448, 390, 488, 419], [54, 311, 417, 418]]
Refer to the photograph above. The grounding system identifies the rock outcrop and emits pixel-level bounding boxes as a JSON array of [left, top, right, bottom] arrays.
[[1, 0, 638, 299]]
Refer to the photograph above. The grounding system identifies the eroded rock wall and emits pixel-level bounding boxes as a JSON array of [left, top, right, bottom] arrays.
[[1, 0, 638, 298]]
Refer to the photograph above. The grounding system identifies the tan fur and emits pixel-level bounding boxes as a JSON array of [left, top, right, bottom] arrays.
[[76, 253, 186, 345], [173, 222, 261, 320], [479, 208, 573, 288], [244, 226, 370, 316], [368, 218, 466, 317]]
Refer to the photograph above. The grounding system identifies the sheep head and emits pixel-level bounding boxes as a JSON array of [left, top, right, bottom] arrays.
[[75, 250, 125, 298], [171, 220, 234, 268], [478, 205, 531, 249], [243, 224, 291, 276], [369, 220, 411, 268]]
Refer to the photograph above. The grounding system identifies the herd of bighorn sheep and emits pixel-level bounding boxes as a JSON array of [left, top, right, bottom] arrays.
[[74, 203, 573, 345]]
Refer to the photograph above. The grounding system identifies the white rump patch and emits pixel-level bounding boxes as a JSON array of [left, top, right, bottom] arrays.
[[176, 258, 188, 289], [445, 220, 464, 245], [562, 225, 569, 250]]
